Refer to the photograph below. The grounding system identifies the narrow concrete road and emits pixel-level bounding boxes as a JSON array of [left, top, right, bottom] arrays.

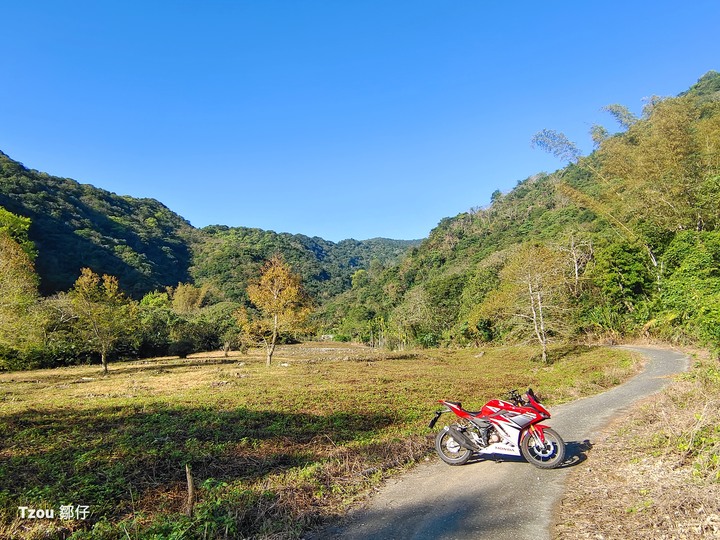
[[307, 347, 689, 540]]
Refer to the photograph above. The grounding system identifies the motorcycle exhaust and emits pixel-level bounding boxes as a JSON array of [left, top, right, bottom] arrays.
[[445, 426, 478, 451]]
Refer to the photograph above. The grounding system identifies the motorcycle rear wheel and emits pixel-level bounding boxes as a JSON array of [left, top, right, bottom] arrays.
[[520, 427, 565, 469], [435, 429, 472, 465]]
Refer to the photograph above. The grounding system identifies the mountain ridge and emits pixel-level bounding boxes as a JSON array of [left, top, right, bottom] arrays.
[[0, 150, 419, 300]]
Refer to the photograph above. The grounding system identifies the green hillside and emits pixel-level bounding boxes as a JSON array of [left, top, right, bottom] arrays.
[[0, 151, 195, 296], [323, 72, 720, 354], [191, 225, 417, 305]]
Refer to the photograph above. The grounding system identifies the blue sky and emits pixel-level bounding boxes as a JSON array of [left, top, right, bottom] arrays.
[[1, 1, 719, 242]]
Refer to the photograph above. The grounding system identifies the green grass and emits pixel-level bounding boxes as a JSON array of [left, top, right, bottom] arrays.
[[0, 342, 641, 539]]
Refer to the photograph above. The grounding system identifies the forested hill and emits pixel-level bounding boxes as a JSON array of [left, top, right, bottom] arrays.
[[0, 151, 195, 296], [192, 226, 418, 304], [0, 151, 418, 300], [323, 71, 720, 352]]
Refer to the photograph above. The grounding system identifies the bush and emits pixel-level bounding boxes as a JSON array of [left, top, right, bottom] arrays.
[[418, 332, 439, 348], [0, 345, 21, 371], [168, 339, 195, 358]]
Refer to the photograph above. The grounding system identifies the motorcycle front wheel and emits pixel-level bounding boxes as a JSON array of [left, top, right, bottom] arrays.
[[520, 427, 565, 469], [435, 429, 472, 465]]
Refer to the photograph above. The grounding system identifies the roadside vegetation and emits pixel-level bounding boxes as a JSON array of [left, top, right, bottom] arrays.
[[0, 342, 640, 539], [555, 349, 720, 538]]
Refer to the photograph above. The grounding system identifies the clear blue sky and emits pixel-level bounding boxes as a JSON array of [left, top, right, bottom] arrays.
[[1, 1, 719, 242]]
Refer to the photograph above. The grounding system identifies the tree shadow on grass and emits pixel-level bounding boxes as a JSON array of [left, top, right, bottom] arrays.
[[0, 404, 397, 529], [1, 358, 245, 385], [545, 344, 595, 364]]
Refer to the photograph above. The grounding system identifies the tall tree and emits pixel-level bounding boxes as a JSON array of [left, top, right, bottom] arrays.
[[479, 244, 569, 362], [69, 268, 138, 373], [0, 230, 40, 355], [243, 255, 310, 366]]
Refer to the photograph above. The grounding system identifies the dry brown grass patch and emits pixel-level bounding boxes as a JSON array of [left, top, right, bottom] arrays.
[[555, 353, 720, 539]]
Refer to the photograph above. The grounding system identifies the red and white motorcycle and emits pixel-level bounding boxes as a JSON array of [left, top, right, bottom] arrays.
[[429, 388, 566, 469]]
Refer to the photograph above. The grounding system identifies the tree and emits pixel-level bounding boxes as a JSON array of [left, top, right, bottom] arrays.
[[556, 233, 593, 296], [590, 124, 610, 148], [0, 230, 41, 357], [69, 268, 138, 373], [390, 287, 434, 348], [137, 290, 178, 358], [656, 231, 720, 346], [478, 244, 570, 362], [530, 129, 582, 164], [169, 282, 209, 314], [588, 242, 653, 314], [0, 206, 35, 258], [194, 301, 244, 357], [602, 104, 638, 130], [243, 255, 310, 366]]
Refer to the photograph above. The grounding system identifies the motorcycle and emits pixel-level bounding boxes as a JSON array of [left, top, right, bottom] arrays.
[[428, 388, 565, 469]]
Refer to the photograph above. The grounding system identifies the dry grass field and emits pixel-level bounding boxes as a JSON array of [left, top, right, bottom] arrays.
[[555, 350, 720, 539], [0, 342, 640, 539]]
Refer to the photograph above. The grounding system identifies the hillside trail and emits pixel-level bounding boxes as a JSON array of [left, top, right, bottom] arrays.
[[306, 346, 689, 540]]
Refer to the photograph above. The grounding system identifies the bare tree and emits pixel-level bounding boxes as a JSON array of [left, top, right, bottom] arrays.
[[479, 244, 569, 362]]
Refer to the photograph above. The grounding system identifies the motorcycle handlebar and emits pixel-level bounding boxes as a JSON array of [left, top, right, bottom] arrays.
[[505, 389, 523, 405], [506, 388, 540, 406]]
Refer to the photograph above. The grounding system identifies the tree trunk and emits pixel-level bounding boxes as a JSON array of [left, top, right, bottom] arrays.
[[101, 349, 108, 374], [536, 291, 548, 363], [266, 314, 278, 367], [185, 464, 195, 517], [528, 284, 548, 363], [569, 234, 581, 296]]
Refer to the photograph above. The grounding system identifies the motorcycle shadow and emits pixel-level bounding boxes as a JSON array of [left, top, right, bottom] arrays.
[[559, 439, 593, 468], [466, 439, 593, 468]]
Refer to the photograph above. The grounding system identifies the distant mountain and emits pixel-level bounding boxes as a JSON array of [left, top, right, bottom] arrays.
[[0, 151, 419, 300], [191, 225, 419, 304]]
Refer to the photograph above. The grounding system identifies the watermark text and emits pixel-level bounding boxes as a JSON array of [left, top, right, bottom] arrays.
[[18, 505, 91, 521]]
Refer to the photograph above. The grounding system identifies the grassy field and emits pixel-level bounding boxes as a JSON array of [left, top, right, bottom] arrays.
[[0, 342, 641, 539]]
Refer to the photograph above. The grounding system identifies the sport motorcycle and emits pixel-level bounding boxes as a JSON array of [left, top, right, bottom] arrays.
[[428, 388, 565, 469]]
